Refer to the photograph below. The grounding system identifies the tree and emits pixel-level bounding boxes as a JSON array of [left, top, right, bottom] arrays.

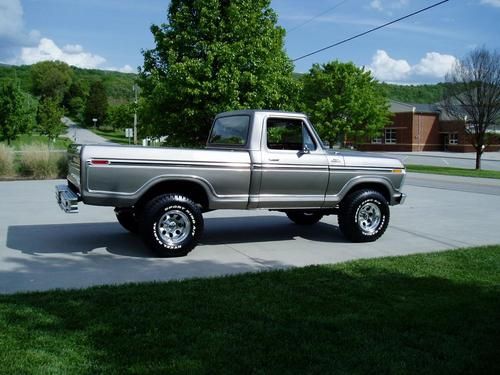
[[30, 61, 74, 103], [84, 81, 108, 128], [37, 98, 65, 143], [0, 81, 37, 145], [63, 80, 88, 117], [302, 61, 390, 147], [107, 103, 134, 131], [442, 47, 500, 170], [140, 0, 298, 146]]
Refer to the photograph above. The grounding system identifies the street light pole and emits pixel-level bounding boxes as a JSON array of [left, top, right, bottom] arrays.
[[133, 84, 138, 145]]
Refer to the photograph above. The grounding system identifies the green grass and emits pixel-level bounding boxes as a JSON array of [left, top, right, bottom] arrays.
[[1, 246, 499, 374], [407, 164, 500, 179], [2, 133, 72, 150], [92, 127, 131, 145]]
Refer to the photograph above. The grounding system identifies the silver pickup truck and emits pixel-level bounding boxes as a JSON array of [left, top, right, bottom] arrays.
[[56, 110, 406, 257]]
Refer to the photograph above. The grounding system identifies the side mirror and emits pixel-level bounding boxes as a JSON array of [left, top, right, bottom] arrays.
[[301, 145, 311, 154]]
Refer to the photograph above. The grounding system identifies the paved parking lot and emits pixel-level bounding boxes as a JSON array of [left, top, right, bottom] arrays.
[[1, 174, 499, 294]]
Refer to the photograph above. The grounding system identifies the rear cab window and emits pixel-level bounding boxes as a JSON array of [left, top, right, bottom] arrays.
[[208, 115, 250, 147]]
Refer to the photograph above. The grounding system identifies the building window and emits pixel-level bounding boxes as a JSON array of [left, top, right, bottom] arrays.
[[371, 137, 382, 144], [385, 129, 397, 144], [449, 133, 458, 144]]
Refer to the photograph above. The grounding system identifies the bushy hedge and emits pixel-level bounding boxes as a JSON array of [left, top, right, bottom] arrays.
[[0, 144, 14, 176], [0, 143, 67, 179]]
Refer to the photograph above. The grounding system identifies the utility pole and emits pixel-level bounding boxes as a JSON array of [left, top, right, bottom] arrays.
[[133, 84, 138, 145]]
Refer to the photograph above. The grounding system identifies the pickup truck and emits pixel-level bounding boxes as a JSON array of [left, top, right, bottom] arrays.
[[56, 110, 406, 257]]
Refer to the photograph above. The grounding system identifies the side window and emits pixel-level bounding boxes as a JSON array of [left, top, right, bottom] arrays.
[[267, 118, 316, 151], [208, 115, 250, 146]]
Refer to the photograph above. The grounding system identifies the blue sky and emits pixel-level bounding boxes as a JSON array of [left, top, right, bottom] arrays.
[[0, 0, 499, 83]]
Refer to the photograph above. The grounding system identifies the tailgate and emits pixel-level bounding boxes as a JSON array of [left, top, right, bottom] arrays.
[[67, 144, 82, 192]]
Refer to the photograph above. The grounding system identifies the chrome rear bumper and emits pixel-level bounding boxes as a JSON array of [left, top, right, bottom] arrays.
[[55, 184, 80, 213]]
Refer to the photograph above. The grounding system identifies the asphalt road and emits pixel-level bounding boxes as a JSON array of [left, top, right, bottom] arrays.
[[62, 117, 110, 144], [1, 173, 499, 294]]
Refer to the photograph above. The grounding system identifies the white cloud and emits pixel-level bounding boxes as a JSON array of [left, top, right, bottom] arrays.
[[368, 50, 457, 82], [369, 0, 409, 12], [481, 0, 500, 8], [0, 0, 132, 72], [63, 44, 84, 54], [19, 38, 106, 68], [370, 0, 383, 11], [104, 64, 135, 73], [0, 0, 23, 39], [413, 52, 457, 78], [368, 50, 411, 81], [0, 0, 38, 59]]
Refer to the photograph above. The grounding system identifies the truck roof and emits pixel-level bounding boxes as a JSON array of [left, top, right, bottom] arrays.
[[215, 109, 308, 118]]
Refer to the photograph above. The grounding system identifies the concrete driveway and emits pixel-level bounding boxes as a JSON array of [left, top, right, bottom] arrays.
[[1, 174, 499, 294]]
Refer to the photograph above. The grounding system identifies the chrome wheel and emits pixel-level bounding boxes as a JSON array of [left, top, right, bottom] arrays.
[[157, 210, 191, 245], [357, 202, 381, 234]]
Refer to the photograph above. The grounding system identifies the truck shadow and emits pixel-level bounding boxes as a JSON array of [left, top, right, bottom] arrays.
[[6, 216, 346, 257]]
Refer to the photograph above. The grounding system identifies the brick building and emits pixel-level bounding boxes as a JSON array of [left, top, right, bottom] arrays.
[[357, 100, 500, 152]]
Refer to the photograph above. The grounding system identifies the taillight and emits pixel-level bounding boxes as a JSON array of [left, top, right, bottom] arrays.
[[90, 159, 110, 165]]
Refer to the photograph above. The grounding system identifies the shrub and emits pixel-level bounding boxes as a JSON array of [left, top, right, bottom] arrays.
[[18, 144, 67, 179], [0, 144, 15, 176]]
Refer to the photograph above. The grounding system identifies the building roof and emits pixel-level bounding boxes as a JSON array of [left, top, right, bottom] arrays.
[[389, 100, 440, 114]]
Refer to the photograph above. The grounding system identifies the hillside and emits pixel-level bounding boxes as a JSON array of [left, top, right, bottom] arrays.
[[1, 64, 446, 105], [0, 64, 137, 104], [378, 82, 447, 104]]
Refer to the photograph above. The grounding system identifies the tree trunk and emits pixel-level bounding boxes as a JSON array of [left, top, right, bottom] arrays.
[[475, 150, 482, 170]]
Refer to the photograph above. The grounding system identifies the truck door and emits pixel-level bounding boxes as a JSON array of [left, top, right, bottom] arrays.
[[258, 117, 329, 208]]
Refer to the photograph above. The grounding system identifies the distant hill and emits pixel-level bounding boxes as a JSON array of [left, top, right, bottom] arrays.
[[0, 64, 137, 104], [378, 82, 448, 104], [1, 64, 447, 105]]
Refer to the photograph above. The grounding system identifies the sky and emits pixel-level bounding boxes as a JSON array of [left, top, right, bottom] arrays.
[[0, 0, 499, 84]]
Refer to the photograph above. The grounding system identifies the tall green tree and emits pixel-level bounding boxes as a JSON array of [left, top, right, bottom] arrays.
[[30, 61, 74, 103], [37, 98, 65, 143], [302, 61, 390, 147], [107, 103, 134, 131], [63, 80, 88, 117], [84, 81, 108, 128], [0, 81, 37, 145], [140, 0, 298, 146]]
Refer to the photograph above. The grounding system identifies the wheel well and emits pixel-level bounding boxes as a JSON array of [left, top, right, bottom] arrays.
[[136, 180, 210, 211], [345, 183, 391, 203]]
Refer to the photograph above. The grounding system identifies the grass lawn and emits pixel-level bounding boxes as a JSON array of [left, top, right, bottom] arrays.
[[406, 164, 500, 179], [2, 133, 72, 150], [1, 246, 499, 374], [92, 127, 131, 145]]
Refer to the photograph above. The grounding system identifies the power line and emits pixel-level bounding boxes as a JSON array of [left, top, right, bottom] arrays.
[[287, 0, 351, 33], [292, 0, 450, 62]]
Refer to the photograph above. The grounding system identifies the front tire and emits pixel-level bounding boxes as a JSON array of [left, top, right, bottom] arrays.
[[139, 194, 204, 257], [338, 189, 390, 242], [286, 211, 323, 225]]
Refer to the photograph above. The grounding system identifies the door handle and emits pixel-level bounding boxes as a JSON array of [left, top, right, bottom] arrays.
[[268, 158, 280, 161]]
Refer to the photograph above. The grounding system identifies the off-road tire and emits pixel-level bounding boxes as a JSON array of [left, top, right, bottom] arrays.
[[286, 211, 323, 225], [115, 208, 139, 233], [139, 194, 204, 257], [338, 189, 389, 242]]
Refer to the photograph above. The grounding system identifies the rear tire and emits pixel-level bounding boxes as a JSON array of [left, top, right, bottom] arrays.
[[286, 211, 323, 225], [115, 208, 139, 233], [139, 194, 204, 257], [338, 189, 389, 242]]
